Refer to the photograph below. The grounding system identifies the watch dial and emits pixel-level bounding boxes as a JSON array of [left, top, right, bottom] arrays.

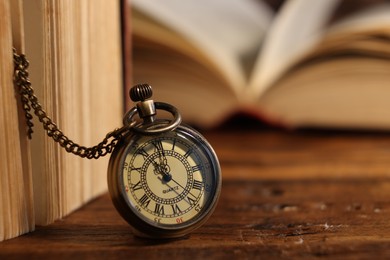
[[121, 129, 218, 228]]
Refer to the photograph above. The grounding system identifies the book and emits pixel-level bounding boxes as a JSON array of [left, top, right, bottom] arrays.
[[131, 0, 390, 130], [0, 0, 34, 242], [1, 0, 123, 241]]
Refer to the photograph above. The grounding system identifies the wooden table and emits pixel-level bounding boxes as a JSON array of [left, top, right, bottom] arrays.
[[2, 129, 390, 258]]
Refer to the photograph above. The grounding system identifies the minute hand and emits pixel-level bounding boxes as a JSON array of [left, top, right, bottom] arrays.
[[170, 175, 198, 200]]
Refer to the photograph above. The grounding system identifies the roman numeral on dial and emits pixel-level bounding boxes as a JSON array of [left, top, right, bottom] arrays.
[[171, 204, 182, 214], [183, 148, 193, 159], [193, 180, 203, 190], [191, 165, 202, 172], [152, 140, 164, 153], [187, 196, 196, 205], [137, 148, 149, 159], [154, 203, 165, 215], [171, 138, 177, 150], [132, 181, 142, 191], [139, 194, 151, 207]]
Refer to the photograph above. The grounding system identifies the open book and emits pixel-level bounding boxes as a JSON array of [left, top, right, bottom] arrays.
[[131, 0, 390, 129], [1, 0, 123, 241]]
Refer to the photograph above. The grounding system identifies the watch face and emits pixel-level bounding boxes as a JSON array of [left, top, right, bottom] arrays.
[[110, 125, 221, 236]]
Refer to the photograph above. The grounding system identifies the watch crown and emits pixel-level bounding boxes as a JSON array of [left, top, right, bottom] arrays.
[[130, 84, 153, 102], [129, 84, 156, 123]]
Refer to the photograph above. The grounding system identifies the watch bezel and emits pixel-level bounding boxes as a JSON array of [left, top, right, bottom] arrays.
[[107, 123, 221, 238]]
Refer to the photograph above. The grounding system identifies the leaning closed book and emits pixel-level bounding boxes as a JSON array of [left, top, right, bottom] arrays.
[[1, 0, 123, 241]]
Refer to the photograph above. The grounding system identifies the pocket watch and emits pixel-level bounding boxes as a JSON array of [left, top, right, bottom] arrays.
[[13, 50, 221, 239], [107, 84, 222, 239]]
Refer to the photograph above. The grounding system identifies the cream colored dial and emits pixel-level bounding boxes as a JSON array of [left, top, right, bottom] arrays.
[[123, 132, 213, 226]]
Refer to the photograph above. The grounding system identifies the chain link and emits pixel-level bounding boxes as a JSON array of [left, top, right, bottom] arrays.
[[12, 48, 132, 159]]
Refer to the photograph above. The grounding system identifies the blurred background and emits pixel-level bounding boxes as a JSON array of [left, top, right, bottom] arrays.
[[127, 0, 390, 131]]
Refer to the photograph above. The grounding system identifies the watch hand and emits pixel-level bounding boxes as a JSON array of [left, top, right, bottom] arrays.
[[152, 159, 172, 183], [169, 176, 198, 202], [156, 152, 165, 166], [169, 177, 185, 190], [158, 175, 195, 206], [152, 160, 163, 176], [158, 176, 188, 201], [153, 141, 168, 166]]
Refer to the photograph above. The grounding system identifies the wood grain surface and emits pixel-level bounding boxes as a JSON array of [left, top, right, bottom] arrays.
[[2, 129, 390, 259]]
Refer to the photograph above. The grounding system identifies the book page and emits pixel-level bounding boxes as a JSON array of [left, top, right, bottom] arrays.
[[284, 2, 390, 70], [131, 0, 273, 98], [1, 0, 34, 241], [248, 0, 341, 98], [257, 58, 390, 129], [255, 1, 390, 130], [23, 0, 123, 225], [132, 9, 220, 78], [326, 2, 390, 36]]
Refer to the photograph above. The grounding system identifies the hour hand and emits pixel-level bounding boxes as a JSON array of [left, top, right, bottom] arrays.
[[152, 140, 167, 165], [153, 159, 172, 183]]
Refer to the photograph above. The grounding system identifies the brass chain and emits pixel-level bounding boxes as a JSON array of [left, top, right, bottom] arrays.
[[12, 48, 132, 159]]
